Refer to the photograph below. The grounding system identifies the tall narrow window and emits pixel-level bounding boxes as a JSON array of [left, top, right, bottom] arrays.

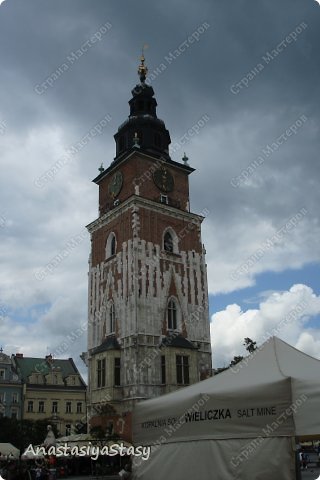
[[38, 401, 44, 413], [66, 402, 72, 413], [163, 228, 178, 253], [161, 356, 166, 385], [176, 355, 189, 385], [97, 359, 101, 388], [167, 299, 177, 330], [52, 401, 58, 414], [111, 235, 116, 256], [164, 231, 173, 252], [76, 402, 82, 414], [114, 358, 121, 386], [27, 400, 33, 413], [106, 233, 116, 259], [97, 359, 106, 388], [109, 302, 115, 333]]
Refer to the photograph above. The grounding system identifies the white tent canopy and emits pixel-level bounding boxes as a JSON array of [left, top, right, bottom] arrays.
[[133, 337, 320, 479], [0, 443, 20, 459]]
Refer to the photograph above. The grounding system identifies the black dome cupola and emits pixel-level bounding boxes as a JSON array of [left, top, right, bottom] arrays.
[[114, 53, 171, 160]]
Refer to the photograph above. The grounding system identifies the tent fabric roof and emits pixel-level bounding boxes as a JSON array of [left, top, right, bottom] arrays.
[[133, 337, 320, 445], [138, 336, 320, 401], [0, 443, 20, 458]]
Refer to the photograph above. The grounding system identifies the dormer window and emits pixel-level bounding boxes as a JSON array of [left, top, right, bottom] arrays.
[[160, 194, 168, 205]]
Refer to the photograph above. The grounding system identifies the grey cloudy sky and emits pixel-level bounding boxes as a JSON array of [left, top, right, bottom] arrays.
[[0, 0, 319, 373]]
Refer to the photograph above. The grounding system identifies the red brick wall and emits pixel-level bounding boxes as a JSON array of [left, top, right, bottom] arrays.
[[91, 206, 201, 267], [98, 153, 190, 215]]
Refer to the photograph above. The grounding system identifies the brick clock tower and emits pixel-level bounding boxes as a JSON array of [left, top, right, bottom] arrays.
[[86, 55, 212, 440]]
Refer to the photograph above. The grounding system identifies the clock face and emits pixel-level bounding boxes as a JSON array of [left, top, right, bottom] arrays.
[[153, 167, 174, 193], [108, 171, 123, 198]]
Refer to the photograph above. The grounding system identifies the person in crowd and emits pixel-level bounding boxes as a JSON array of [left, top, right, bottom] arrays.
[[119, 463, 132, 479]]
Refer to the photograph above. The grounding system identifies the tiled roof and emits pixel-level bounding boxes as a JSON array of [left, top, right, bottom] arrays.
[[161, 335, 196, 350], [14, 356, 86, 386], [91, 336, 121, 355]]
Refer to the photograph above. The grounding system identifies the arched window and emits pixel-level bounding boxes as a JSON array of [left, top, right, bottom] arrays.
[[105, 232, 116, 259], [111, 235, 116, 256], [109, 302, 115, 333], [164, 231, 173, 252], [163, 228, 178, 253], [167, 298, 177, 330]]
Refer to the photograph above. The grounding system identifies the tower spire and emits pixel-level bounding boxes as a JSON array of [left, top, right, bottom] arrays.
[[137, 45, 148, 83]]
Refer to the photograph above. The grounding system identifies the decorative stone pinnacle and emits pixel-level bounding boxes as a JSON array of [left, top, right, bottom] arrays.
[[182, 152, 189, 165], [133, 132, 140, 148]]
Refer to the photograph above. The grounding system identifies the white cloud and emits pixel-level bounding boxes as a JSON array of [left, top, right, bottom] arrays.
[[188, 120, 320, 295], [210, 284, 320, 367], [0, 289, 88, 379]]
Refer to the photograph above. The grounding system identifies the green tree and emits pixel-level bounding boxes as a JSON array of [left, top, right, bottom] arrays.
[[0, 417, 58, 452], [229, 355, 244, 367], [243, 337, 257, 353]]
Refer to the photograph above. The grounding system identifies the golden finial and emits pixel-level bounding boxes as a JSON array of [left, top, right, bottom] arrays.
[[138, 44, 148, 83]]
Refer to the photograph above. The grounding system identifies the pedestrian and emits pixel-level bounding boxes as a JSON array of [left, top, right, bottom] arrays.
[[119, 463, 132, 479], [300, 450, 308, 470], [35, 466, 42, 479]]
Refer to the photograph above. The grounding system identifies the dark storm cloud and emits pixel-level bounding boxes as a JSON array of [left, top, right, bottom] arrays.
[[0, 0, 319, 369]]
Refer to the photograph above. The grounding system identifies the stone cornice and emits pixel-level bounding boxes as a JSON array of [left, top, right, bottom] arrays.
[[86, 195, 204, 234], [92, 150, 194, 184]]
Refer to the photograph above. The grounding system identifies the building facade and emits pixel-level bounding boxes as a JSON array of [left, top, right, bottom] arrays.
[[87, 55, 212, 440], [0, 349, 23, 419], [12, 354, 87, 436]]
